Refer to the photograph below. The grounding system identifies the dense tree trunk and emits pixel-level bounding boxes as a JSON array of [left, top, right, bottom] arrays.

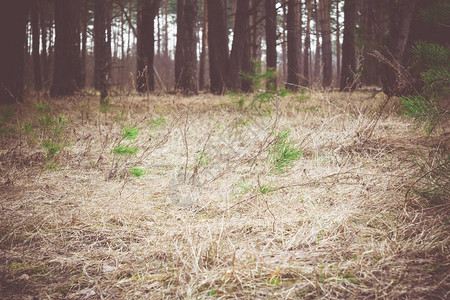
[[382, 0, 418, 96], [199, 0, 208, 90], [106, 1, 112, 80], [207, 0, 229, 94], [359, 0, 383, 86], [335, 0, 341, 82], [40, 2, 49, 84], [228, 0, 252, 92], [297, 1, 303, 81], [79, 0, 88, 89], [340, 0, 357, 91], [286, 0, 300, 90], [281, 1, 287, 81], [175, 0, 198, 95], [136, 0, 161, 93], [50, 0, 79, 97], [320, 0, 332, 87], [94, 0, 108, 100], [250, 0, 263, 63], [302, 0, 312, 86], [314, 0, 321, 82], [0, 0, 28, 104], [265, 0, 277, 90], [31, 0, 42, 91]]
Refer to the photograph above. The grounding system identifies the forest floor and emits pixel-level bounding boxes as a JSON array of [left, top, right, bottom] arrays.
[[0, 91, 448, 299]]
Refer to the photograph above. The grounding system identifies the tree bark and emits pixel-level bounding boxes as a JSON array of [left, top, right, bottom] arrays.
[[228, 0, 252, 92], [136, 0, 161, 93], [314, 0, 321, 82], [0, 0, 28, 104], [199, 0, 208, 90], [303, 0, 312, 86], [286, 0, 300, 90], [320, 0, 332, 87], [265, 0, 277, 90], [79, 0, 88, 89], [281, 1, 287, 81], [250, 0, 263, 63], [94, 0, 108, 100], [207, 0, 230, 94], [340, 0, 357, 91], [50, 0, 79, 97], [175, 0, 198, 95], [31, 0, 42, 91], [382, 0, 418, 96], [40, 2, 49, 84], [335, 0, 341, 82]]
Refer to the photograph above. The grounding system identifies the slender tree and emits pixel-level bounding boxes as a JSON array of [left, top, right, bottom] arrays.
[[340, 0, 357, 91], [303, 0, 312, 86], [94, 0, 108, 100], [50, 0, 79, 97], [175, 0, 198, 95], [314, 0, 321, 82], [0, 0, 28, 103], [335, 0, 341, 82], [31, 0, 42, 91], [228, 0, 252, 91], [382, 0, 419, 96], [265, 0, 277, 89], [199, 0, 208, 90], [40, 1, 49, 84], [286, 0, 300, 90], [79, 0, 88, 89], [320, 0, 332, 87], [136, 0, 161, 93], [250, 0, 263, 63], [207, 0, 229, 94]]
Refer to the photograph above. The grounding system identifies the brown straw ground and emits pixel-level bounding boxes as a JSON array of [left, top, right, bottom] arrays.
[[0, 91, 448, 299]]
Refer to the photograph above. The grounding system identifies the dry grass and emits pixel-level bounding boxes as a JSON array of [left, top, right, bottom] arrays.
[[0, 91, 448, 299]]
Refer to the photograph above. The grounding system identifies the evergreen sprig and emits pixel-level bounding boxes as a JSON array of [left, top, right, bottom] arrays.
[[268, 130, 302, 175]]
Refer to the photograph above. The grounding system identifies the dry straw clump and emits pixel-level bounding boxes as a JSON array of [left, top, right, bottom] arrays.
[[0, 91, 448, 299]]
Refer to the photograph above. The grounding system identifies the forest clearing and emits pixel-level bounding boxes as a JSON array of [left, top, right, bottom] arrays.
[[1, 0, 449, 298], [0, 91, 448, 299]]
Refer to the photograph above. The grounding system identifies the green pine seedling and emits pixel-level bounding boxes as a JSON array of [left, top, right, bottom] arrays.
[[130, 167, 145, 177], [121, 125, 140, 140], [269, 130, 303, 175]]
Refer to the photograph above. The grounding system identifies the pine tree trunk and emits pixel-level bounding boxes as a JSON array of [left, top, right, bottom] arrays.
[[164, 0, 169, 58], [199, 0, 208, 90], [51, 0, 79, 97], [281, 1, 287, 81], [106, 1, 112, 80], [40, 3, 49, 84], [80, 0, 88, 89], [320, 0, 332, 87], [265, 0, 277, 90], [0, 0, 28, 103], [94, 0, 108, 100], [314, 0, 321, 83], [340, 0, 357, 91], [228, 0, 252, 91], [175, 0, 198, 95], [250, 0, 263, 63], [136, 0, 161, 93], [303, 0, 311, 86], [360, 0, 380, 86], [286, 0, 300, 90], [31, 0, 42, 91], [297, 1, 303, 80], [207, 0, 230, 94], [335, 0, 341, 83], [382, 0, 418, 96]]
